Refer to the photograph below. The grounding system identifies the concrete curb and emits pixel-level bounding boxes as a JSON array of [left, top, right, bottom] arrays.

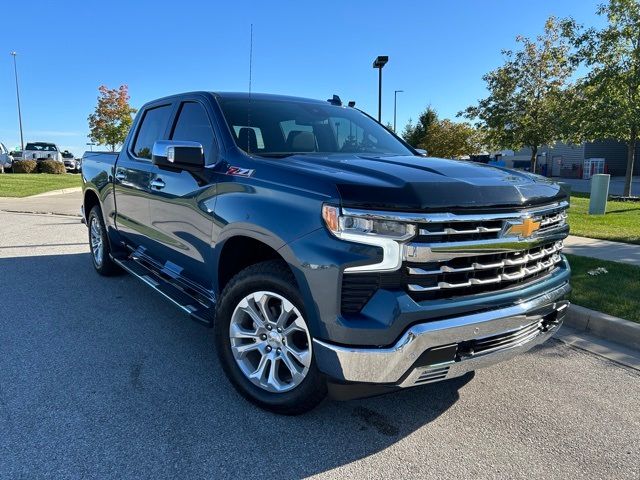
[[565, 304, 640, 351], [27, 187, 82, 198], [0, 209, 82, 218]]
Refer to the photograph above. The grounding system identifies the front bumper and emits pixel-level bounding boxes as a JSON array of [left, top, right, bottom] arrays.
[[314, 281, 570, 388]]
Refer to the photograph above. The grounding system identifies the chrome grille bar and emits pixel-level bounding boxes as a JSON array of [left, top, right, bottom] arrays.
[[407, 254, 562, 292], [419, 226, 502, 236], [341, 200, 569, 224], [407, 242, 563, 276]]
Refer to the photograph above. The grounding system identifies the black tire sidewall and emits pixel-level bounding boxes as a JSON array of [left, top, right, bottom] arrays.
[[88, 206, 118, 276], [214, 261, 326, 414]]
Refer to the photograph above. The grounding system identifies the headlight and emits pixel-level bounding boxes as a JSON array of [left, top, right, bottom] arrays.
[[322, 205, 414, 240], [322, 205, 415, 272]]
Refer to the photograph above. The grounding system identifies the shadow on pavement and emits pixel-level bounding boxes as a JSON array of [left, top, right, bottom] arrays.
[[0, 253, 470, 478]]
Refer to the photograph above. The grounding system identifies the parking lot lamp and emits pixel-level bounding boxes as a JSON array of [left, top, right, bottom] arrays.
[[372, 56, 388, 123], [393, 90, 404, 132], [10, 52, 24, 151]]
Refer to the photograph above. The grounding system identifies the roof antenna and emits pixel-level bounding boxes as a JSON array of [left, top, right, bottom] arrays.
[[247, 23, 253, 153]]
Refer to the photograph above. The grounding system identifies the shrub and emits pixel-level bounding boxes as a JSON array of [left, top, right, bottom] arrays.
[[38, 160, 67, 174], [12, 159, 38, 174]]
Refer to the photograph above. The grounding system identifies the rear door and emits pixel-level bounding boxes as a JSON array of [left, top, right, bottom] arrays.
[[146, 98, 218, 288], [114, 103, 173, 248]]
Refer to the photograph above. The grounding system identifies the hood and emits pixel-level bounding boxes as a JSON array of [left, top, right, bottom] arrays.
[[272, 154, 568, 211]]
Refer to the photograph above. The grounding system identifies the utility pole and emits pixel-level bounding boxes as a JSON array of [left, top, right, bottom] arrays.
[[10, 52, 24, 151]]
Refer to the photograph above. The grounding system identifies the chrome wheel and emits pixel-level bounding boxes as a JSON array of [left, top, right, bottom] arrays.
[[90, 216, 104, 267], [229, 291, 312, 393]]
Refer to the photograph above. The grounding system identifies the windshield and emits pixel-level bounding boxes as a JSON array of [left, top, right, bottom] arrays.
[[217, 97, 413, 157], [25, 143, 58, 152]]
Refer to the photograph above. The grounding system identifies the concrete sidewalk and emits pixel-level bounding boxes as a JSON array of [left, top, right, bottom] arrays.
[[0, 190, 82, 217], [563, 235, 640, 267], [560, 176, 640, 195]]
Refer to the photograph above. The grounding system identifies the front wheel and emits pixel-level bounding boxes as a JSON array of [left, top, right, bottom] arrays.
[[214, 261, 327, 415]]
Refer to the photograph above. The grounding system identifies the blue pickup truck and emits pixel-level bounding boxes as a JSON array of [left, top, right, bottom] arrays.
[[81, 91, 571, 414]]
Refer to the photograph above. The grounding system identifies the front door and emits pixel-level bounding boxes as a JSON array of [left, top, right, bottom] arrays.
[[114, 103, 173, 248], [146, 100, 218, 289]]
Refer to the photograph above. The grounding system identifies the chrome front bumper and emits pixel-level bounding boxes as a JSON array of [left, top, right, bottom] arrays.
[[314, 282, 570, 388]]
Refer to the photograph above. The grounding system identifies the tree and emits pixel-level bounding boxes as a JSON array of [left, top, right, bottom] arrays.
[[402, 108, 484, 158], [402, 107, 438, 149], [427, 120, 485, 158], [572, 0, 640, 196], [462, 17, 576, 171], [88, 85, 137, 151]]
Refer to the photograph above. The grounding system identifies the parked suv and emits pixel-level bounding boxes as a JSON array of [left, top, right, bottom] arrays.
[[61, 150, 79, 173], [81, 92, 571, 414]]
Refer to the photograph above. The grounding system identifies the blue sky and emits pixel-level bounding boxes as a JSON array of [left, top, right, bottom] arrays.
[[0, 0, 605, 156]]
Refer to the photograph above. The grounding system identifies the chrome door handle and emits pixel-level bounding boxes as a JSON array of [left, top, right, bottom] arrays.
[[115, 171, 126, 181], [150, 178, 166, 190]]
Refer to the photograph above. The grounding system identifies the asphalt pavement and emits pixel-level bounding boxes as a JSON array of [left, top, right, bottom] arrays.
[[0, 211, 639, 479]]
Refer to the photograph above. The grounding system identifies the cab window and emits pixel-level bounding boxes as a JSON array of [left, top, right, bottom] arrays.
[[171, 102, 216, 163], [132, 105, 172, 159]]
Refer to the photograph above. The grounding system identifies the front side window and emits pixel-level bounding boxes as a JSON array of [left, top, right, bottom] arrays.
[[132, 105, 172, 159], [217, 98, 412, 157], [171, 102, 216, 163]]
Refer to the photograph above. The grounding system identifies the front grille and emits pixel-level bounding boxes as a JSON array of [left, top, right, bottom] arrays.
[[406, 240, 563, 300], [340, 201, 569, 314]]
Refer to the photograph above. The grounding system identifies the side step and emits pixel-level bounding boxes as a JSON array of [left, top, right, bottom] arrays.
[[112, 255, 214, 326]]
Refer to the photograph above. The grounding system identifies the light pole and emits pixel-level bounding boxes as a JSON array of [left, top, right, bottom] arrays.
[[372, 56, 388, 123], [393, 90, 404, 133], [10, 52, 24, 151]]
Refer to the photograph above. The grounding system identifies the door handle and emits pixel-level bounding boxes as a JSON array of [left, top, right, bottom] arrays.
[[151, 178, 166, 190], [115, 171, 126, 181]]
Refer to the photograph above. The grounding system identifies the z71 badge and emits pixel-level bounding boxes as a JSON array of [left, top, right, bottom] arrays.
[[226, 166, 255, 177]]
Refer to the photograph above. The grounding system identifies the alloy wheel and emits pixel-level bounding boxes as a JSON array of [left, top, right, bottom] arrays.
[[90, 216, 104, 267], [229, 291, 312, 393]]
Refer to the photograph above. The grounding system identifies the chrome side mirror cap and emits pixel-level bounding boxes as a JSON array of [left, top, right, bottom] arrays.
[[152, 140, 204, 170]]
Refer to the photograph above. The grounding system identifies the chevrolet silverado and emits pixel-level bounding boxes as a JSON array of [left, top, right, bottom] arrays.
[[81, 92, 571, 414]]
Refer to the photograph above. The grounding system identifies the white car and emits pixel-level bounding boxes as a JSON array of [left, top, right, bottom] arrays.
[[0, 142, 13, 172], [22, 142, 64, 163]]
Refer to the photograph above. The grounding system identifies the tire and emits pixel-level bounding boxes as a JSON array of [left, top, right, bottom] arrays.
[[214, 260, 327, 415], [88, 205, 121, 276]]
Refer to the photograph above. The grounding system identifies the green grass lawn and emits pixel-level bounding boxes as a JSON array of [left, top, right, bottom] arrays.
[[568, 195, 640, 245], [0, 174, 81, 197], [566, 254, 640, 323]]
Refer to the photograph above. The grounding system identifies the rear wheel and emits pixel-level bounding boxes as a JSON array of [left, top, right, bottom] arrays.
[[214, 260, 327, 415], [88, 205, 120, 276]]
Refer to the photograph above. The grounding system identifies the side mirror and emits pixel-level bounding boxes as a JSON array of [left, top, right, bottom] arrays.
[[152, 140, 204, 170], [415, 148, 428, 157]]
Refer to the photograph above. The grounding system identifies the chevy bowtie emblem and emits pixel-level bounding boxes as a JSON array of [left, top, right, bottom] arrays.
[[505, 218, 541, 238]]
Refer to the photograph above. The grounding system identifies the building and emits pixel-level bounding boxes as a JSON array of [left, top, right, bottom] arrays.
[[495, 140, 640, 178]]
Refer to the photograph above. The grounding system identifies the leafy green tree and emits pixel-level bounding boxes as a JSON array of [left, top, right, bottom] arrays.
[[402, 108, 484, 158], [572, 0, 640, 196], [462, 17, 576, 172], [88, 85, 137, 151], [402, 107, 438, 149], [427, 120, 485, 159]]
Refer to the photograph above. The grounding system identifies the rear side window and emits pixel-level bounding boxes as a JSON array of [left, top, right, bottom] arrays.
[[132, 105, 172, 159], [171, 102, 216, 163]]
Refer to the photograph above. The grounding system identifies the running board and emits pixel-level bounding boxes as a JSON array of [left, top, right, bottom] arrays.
[[111, 255, 214, 327]]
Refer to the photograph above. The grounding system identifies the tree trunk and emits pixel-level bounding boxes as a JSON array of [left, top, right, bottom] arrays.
[[530, 146, 538, 173], [624, 127, 637, 197]]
